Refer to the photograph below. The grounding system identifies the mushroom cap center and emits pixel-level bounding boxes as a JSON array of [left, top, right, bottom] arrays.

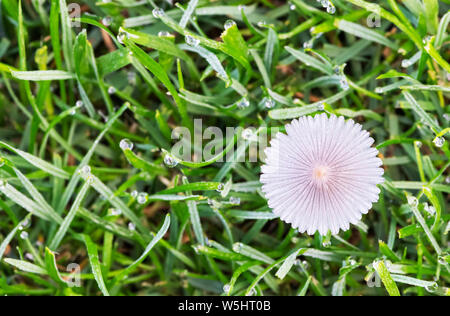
[[312, 165, 330, 184]]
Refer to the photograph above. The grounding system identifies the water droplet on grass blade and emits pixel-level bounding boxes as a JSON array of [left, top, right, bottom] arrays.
[[164, 155, 178, 168], [326, 3, 336, 14], [339, 77, 349, 90], [102, 16, 112, 26], [20, 231, 29, 239], [246, 288, 256, 296], [117, 32, 127, 44], [438, 253, 448, 265], [128, 222, 136, 231], [131, 190, 138, 198], [108, 86, 116, 94], [223, 284, 231, 294], [433, 137, 445, 148], [80, 165, 91, 176], [425, 282, 438, 293], [237, 97, 250, 109], [401, 59, 411, 68], [119, 139, 133, 151], [224, 20, 236, 30], [229, 197, 241, 205], [111, 208, 122, 216], [303, 40, 313, 49], [0, 179, 6, 189], [137, 192, 148, 204], [216, 183, 224, 192], [407, 196, 418, 207], [185, 35, 200, 47], [264, 97, 275, 109], [232, 243, 242, 252], [158, 31, 171, 37], [152, 8, 165, 19]]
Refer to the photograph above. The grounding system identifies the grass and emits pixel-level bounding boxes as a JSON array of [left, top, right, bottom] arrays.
[[0, 0, 449, 296]]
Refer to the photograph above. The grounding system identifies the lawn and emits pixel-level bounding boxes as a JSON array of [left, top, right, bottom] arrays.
[[0, 0, 449, 296]]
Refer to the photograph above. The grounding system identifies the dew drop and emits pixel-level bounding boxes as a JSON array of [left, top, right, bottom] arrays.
[[80, 165, 91, 176], [75, 100, 83, 108], [425, 282, 438, 293], [438, 253, 448, 265], [443, 113, 450, 121], [223, 284, 231, 294], [407, 196, 418, 207], [320, 0, 328, 8], [20, 231, 29, 240], [158, 31, 171, 37], [322, 241, 331, 248], [237, 97, 250, 109], [111, 208, 122, 216], [137, 192, 148, 205], [131, 190, 138, 198], [414, 141, 422, 148], [216, 183, 225, 192], [303, 40, 313, 49], [326, 4, 336, 14], [242, 128, 256, 141], [152, 7, 165, 19], [445, 176, 450, 184], [263, 97, 275, 109], [224, 20, 236, 30], [433, 136, 445, 148], [375, 87, 383, 93], [246, 288, 256, 296], [119, 138, 134, 151], [339, 77, 349, 90], [229, 197, 241, 205], [422, 35, 432, 45], [128, 222, 136, 231], [21, 218, 30, 228], [232, 243, 242, 252], [164, 154, 178, 168], [25, 253, 34, 260], [86, 176, 94, 185], [102, 0, 111, 3], [0, 179, 7, 190], [316, 102, 325, 111], [289, 3, 296, 10], [401, 59, 411, 68], [102, 16, 112, 27], [424, 204, 435, 216], [108, 86, 116, 94], [185, 35, 200, 47], [117, 32, 127, 44]]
